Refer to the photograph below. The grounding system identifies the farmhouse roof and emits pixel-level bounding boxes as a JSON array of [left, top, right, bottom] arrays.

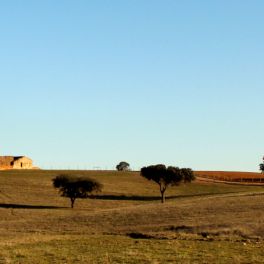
[[0, 156, 32, 161]]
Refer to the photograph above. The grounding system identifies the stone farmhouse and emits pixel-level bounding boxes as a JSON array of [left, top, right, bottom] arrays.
[[0, 156, 35, 170]]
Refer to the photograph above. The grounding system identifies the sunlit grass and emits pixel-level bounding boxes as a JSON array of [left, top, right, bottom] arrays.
[[1, 235, 264, 264], [1, 170, 264, 263]]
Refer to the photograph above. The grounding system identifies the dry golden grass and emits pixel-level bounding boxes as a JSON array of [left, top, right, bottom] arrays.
[[1, 170, 264, 263]]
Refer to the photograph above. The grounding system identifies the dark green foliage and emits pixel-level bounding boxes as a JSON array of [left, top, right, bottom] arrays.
[[181, 168, 196, 183], [260, 163, 264, 173], [140, 164, 195, 203], [116, 161, 130, 171], [52, 175, 103, 208]]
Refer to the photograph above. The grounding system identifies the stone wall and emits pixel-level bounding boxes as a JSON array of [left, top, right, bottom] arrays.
[[0, 156, 34, 170], [0, 156, 14, 170]]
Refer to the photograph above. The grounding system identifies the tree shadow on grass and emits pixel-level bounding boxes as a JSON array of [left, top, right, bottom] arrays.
[[0, 203, 66, 209], [91, 195, 161, 201], [90, 192, 216, 201]]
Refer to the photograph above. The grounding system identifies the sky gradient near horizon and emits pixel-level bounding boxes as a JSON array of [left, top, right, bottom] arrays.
[[1, 1, 263, 171]]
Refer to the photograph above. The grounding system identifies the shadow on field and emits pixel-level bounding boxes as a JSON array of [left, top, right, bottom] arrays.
[[91, 195, 161, 201], [91, 193, 216, 201], [0, 203, 66, 209]]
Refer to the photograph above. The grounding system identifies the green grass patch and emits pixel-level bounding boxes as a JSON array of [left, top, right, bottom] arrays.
[[1, 235, 264, 264]]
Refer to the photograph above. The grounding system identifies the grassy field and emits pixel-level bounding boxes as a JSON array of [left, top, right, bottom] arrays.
[[1, 170, 264, 263]]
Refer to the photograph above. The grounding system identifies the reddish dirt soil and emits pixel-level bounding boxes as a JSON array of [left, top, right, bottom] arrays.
[[195, 171, 264, 182]]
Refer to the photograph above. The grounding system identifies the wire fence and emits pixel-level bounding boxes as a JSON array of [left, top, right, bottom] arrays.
[[38, 164, 141, 171]]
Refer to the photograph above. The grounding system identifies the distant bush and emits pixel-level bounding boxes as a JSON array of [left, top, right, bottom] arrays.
[[116, 161, 130, 171], [260, 163, 264, 173], [52, 175, 103, 208]]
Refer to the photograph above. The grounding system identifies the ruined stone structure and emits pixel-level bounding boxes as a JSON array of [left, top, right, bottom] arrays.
[[0, 156, 34, 170]]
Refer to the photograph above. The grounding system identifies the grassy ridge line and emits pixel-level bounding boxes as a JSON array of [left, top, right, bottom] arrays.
[[1, 169, 261, 180]]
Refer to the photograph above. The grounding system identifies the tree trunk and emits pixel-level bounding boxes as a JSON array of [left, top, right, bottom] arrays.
[[161, 190, 165, 203], [70, 197, 75, 208], [159, 183, 166, 203]]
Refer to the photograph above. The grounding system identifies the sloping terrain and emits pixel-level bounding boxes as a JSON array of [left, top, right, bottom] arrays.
[[0, 170, 264, 263]]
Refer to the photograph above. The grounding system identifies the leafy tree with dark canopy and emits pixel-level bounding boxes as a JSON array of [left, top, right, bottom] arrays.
[[260, 163, 264, 173], [116, 161, 130, 171], [52, 175, 103, 208], [140, 164, 195, 203]]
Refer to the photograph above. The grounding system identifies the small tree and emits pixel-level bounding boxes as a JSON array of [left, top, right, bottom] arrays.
[[116, 161, 130, 171], [260, 163, 264, 173], [140, 164, 195, 203], [52, 175, 103, 208]]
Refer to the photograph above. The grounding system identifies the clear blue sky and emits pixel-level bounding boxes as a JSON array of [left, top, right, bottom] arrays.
[[1, 1, 263, 171]]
